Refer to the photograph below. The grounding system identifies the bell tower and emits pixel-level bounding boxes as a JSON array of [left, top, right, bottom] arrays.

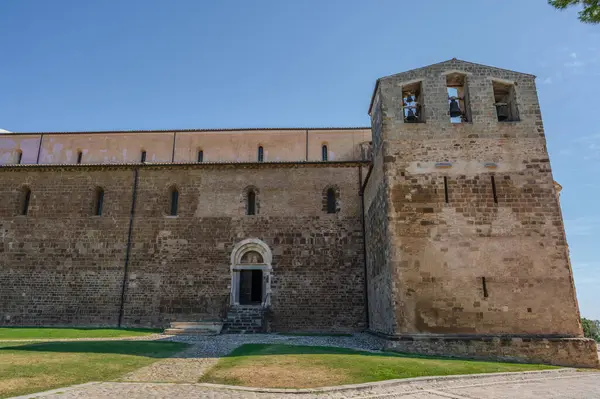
[[362, 59, 599, 368]]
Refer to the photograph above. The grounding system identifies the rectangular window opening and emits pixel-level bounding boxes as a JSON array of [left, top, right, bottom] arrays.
[[482, 277, 489, 298], [446, 73, 471, 123], [141, 150, 147, 163], [491, 175, 498, 204], [77, 151, 83, 164], [493, 81, 519, 122], [197, 150, 203, 163], [402, 81, 425, 123], [443, 176, 449, 203], [17, 151, 23, 164]]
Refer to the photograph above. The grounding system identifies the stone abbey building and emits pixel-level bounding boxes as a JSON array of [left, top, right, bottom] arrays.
[[1, 59, 598, 367]]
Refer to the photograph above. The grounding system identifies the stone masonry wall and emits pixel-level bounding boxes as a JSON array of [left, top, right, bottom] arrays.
[[363, 154, 396, 334], [0, 168, 133, 326], [385, 336, 600, 368], [374, 60, 584, 337], [0, 164, 366, 331]]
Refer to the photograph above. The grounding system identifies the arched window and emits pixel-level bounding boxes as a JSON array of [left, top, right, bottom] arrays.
[[77, 151, 83, 164], [169, 186, 179, 216], [95, 188, 104, 216], [257, 146, 264, 162], [247, 190, 256, 215], [322, 145, 328, 161], [197, 150, 204, 163], [140, 150, 147, 162], [326, 188, 336, 214], [16, 150, 23, 164], [21, 187, 31, 216]]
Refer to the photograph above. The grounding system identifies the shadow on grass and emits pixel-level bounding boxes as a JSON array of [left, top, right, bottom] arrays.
[[225, 344, 557, 366], [0, 326, 163, 332], [0, 327, 161, 332], [0, 340, 189, 358]]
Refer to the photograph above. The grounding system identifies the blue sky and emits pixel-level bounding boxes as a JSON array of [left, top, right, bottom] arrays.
[[1, 1, 598, 319]]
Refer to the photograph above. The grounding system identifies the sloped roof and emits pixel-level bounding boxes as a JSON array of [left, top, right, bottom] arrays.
[[0, 126, 370, 136]]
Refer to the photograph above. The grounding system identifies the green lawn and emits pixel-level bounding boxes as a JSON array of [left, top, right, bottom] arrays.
[[199, 344, 559, 388], [0, 340, 188, 398], [0, 327, 161, 340]]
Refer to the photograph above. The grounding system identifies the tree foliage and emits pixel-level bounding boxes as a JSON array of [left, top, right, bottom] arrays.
[[549, 0, 600, 23], [581, 318, 600, 341]]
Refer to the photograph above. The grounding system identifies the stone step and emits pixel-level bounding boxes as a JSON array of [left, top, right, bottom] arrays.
[[164, 321, 224, 335], [164, 328, 220, 335], [170, 321, 223, 329], [223, 305, 265, 334]]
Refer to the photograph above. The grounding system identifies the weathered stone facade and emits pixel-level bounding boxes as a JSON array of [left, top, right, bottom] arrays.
[[363, 59, 598, 367], [0, 164, 366, 332], [384, 336, 599, 369], [0, 59, 597, 367]]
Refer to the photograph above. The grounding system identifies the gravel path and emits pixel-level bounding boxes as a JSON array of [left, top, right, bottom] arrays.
[[122, 333, 384, 383], [166, 332, 384, 357]]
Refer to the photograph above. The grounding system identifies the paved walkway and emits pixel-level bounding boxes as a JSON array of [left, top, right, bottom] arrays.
[[12, 370, 600, 398]]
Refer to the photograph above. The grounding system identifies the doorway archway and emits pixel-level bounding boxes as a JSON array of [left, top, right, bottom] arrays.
[[230, 239, 272, 307]]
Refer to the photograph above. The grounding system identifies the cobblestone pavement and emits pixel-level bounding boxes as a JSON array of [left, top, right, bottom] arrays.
[[12, 370, 600, 398]]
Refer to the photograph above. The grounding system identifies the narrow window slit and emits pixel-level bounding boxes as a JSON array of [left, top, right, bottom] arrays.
[[141, 150, 147, 162], [326, 188, 336, 214], [258, 146, 264, 162], [443, 176, 449, 203], [95, 188, 104, 216], [322, 145, 328, 161], [16, 150, 23, 164], [482, 277, 489, 298], [247, 191, 256, 215], [77, 151, 83, 164], [491, 176, 498, 204], [21, 188, 31, 216], [169, 187, 179, 216], [197, 150, 203, 163]]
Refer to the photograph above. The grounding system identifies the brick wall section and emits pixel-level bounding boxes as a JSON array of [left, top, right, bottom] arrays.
[[371, 59, 583, 337], [0, 164, 366, 331]]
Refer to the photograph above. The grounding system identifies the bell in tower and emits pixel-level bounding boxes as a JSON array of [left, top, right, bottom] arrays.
[[449, 97, 462, 118]]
